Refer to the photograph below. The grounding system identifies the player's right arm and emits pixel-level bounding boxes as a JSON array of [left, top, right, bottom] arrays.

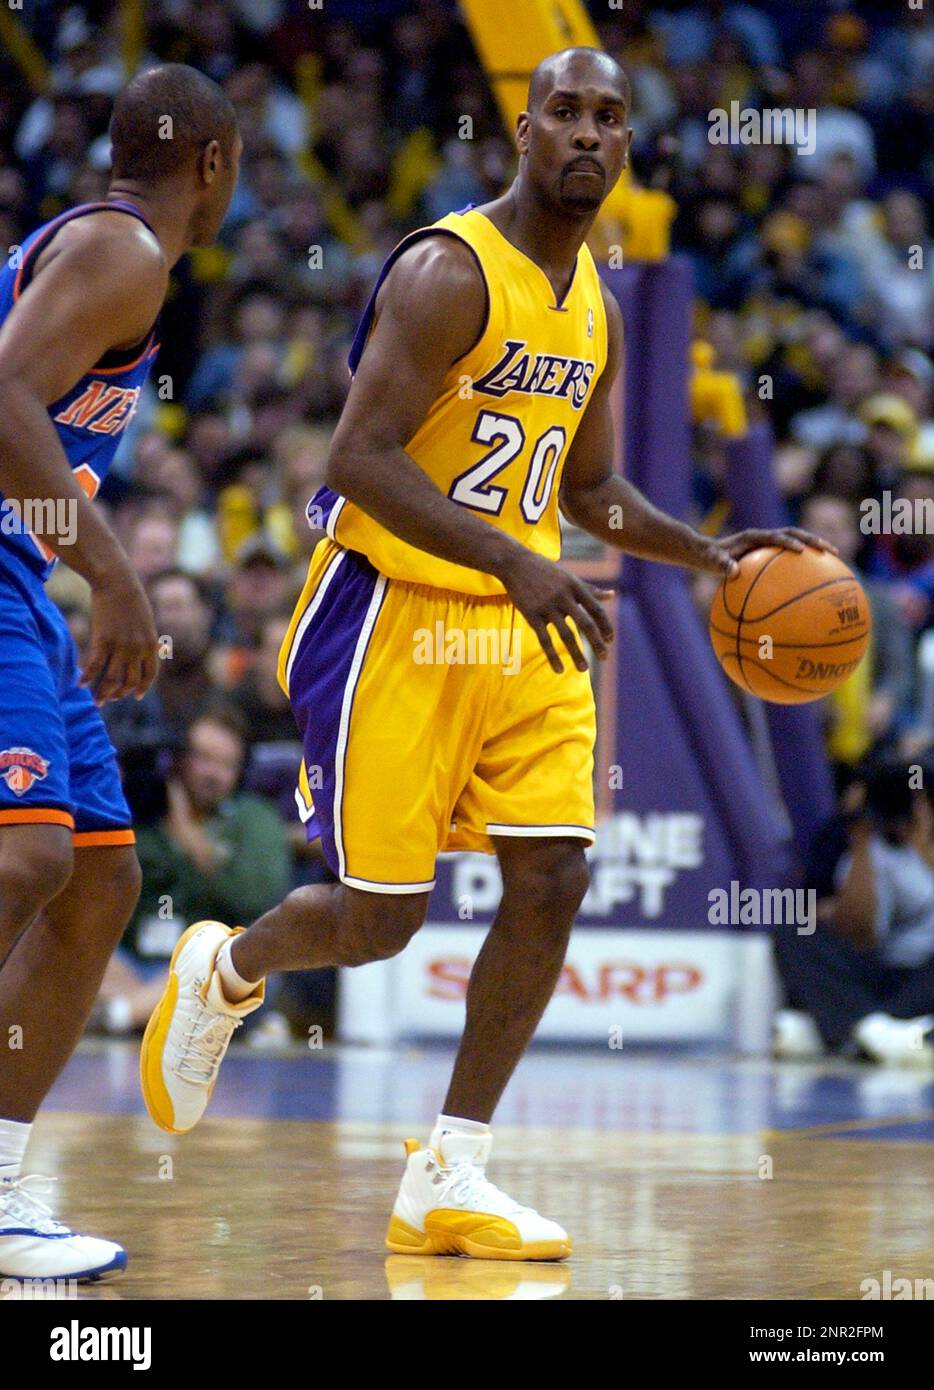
[[0, 220, 166, 701], [326, 236, 612, 672]]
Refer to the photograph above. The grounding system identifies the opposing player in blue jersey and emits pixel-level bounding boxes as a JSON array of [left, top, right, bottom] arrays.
[[0, 64, 240, 1280]]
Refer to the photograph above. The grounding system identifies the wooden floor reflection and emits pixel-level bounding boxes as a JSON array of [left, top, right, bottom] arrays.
[[11, 1113, 933, 1300]]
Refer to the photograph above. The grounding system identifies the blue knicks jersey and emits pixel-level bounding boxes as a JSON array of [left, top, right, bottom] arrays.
[[0, 200, 160, 582]]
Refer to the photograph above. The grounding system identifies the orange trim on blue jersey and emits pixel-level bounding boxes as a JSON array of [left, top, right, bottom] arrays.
[[12, 202, 157, 374], [73, 828, 136, 848], [0, 808, 74, 829], [92, 344, 155, 376], [12, 201, 116, 302]]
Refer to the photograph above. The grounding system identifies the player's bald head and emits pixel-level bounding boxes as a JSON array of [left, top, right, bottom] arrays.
[[110, 63, 238, 182], [527, 47, 631, 115]]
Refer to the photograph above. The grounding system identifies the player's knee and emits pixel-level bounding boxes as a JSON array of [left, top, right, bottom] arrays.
[[43, 847, 141, 954], [557, 854, 591, 920], [342, 892, 427, 965], [98, 851, 143, 931], [505, 846, 590, 931], [0, 827, 73, 926]]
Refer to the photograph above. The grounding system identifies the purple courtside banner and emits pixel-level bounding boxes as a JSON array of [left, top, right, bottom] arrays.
[[724, 424, 835, 858]]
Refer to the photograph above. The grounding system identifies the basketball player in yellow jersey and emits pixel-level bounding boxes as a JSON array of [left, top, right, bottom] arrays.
[[141, 47, 828, 1260]]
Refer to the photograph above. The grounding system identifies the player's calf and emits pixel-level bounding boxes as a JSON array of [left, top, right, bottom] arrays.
[[229, 881, 429, 977], [139, 888, 429, 1135], [444, 839, 589, 1121]]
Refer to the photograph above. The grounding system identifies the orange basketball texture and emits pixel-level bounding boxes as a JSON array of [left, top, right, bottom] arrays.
[[708, 546, 872, 704]]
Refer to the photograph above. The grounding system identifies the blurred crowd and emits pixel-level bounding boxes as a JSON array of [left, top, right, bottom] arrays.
[[0, 1, 932, 1043], [630, 3, 933, 774]]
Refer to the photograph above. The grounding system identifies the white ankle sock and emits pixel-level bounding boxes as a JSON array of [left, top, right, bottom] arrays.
[[216, 937, 262, 1004], [430, 1114, 491, 1166], [0, 1117, 32, 1183], [435, 1113, 490, 1137]]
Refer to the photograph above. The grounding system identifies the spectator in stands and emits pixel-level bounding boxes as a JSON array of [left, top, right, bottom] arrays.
[[148, 568, 219, 734], [98, 707, 291, 1041], [217, 535, 295, 673], [185, 285, 287, 412], [867, 473, 934, 633], [789, 49, 876, 182], [136, 444, 220, 575], [809, 442, 876, 510], [269, 423, 330, 562], [859, 393, 919, 489], [234, 609, 323, 870], [861, 192, 934, 351], [125, 507, 181, 585], [184, 410, 236, 490], [233, 609, 297, 747], [883, 350, 933, 434], [775, 756, 934, 1064], [790, 344, 879, 451], [680, 193, 758, 309]]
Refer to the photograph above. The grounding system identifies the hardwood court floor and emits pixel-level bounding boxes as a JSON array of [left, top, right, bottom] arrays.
[[15, 1043, 934, 1301]]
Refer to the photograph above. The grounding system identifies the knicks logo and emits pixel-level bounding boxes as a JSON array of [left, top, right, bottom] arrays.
[[0, 747, 49, 796]]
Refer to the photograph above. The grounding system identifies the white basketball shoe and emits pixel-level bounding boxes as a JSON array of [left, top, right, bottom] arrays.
[[140, 921, 264, 1134], [0, 1176, 126, 1281], [853, 1013, 934, 1066], [386, 1125, 571, 1261], [773, 1008, 826, 1059]]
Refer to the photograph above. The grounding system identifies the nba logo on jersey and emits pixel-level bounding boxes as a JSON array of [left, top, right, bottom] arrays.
[[0, 746, 49, 795], [587, 308, 594, 337]]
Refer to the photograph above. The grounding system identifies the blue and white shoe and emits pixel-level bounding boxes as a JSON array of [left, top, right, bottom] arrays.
[[0, 1176, 126, 1281]]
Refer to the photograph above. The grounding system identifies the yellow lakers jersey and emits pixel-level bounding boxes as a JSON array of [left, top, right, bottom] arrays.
[[321, 207, 609, 596]]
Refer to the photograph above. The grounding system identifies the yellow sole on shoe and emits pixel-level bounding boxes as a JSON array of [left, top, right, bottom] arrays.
[[139, 920, 229, 1134], [385, 1214, 571, 1261]]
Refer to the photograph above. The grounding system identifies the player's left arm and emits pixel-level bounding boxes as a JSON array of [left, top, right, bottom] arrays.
[[558, 284, 834, 577]]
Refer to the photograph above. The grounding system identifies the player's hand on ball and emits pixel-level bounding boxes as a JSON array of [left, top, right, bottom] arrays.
[[81, 571, 159, 704], [499, 548, 614, 673], [699, 527, 838, 578]]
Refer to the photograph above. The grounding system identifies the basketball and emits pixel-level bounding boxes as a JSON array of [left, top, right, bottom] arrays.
[[709, 547, 872, 704]]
